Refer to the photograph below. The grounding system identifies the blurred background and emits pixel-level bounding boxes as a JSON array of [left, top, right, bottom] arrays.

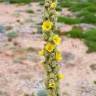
[[0, 0, 96, 96]]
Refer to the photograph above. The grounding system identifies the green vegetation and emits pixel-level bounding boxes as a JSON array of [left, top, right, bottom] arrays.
[[3, 0, 44, 4], [3, 0, 32, 4], [1, 0, 96, 52], [93, 80, 96, 85], [83, 29, 96, 41], [7, 31, 18, 39], [56, 6, 62, 11], [65, 27, 83, 38], [58, 0, 96, 24], [37, 89, 48, 96], [26, 9, 34, 14], [57, 0, 96, 52], [59, 0, 96, 11], [84, 29, 96, 52], [85, 40, 96, 53], [58, 16, 81, 24], [65, 28, 96, 52], [58, 14, 96, 24]]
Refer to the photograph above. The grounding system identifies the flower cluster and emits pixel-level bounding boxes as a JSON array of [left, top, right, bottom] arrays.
[[39, 0, 64, 96], [40, 0, 62, 62]]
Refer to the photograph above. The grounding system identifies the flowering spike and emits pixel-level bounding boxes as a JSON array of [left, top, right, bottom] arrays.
[[41, 0, 63, 96]]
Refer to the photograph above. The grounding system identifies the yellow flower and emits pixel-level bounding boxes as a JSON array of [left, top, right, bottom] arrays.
[[42, 20, 53, 32], [40, 61, 44, 65], [45, 43, 55, 52], [52, 35, 61, 45], [55, 51, 62, 61], [57, 74, 64, 79], [39, 49, 44, 56], [50, 2, 57, 9], [48, 82, 55, 88]]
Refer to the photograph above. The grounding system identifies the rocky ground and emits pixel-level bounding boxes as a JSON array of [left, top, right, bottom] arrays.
[[0, 2, 96, 96]]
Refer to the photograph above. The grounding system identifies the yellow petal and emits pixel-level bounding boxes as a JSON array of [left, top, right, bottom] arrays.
[[42, 20, 53, 32], [48, 82, 55, 88], [52, 35, 61, 45], [50, 2, 57, 9], [58, 74, 64, 79], [55, 51, 62, 61], [45, 43, 55, 52], [39, 49, 44, 56]]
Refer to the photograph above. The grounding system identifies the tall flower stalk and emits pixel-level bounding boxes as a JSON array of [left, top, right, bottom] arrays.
[[39, 0, 63, 96]]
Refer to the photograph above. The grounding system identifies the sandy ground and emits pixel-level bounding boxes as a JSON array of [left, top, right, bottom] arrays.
[[0, 2, 96, 96]]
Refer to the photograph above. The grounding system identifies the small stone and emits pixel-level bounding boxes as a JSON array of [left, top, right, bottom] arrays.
[[37, 89, 48, 96], [59, 25, 73, 35], [0, 25, 5, 33], [93, 81, 96, 85], [90, 64, 96, 71], [4, 50, 14, 57], [62, 52, 75, 63], [5, 26, 13, 31], [63, 92, 69, 96], [79, 24, 96, 31], [0, 91, 9, 96], [13, 41, 19, 46], [61, 8, 74, 17], [31, 28, 38, 34], [20, 60, 32, 65], [8, 38, 12, 42]]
